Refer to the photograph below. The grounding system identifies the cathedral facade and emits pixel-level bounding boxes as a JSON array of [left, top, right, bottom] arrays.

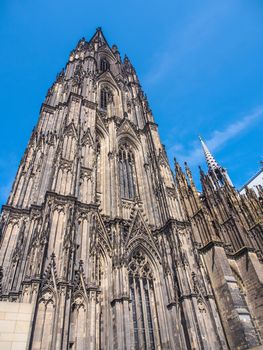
[[0, 28, 263, 350]]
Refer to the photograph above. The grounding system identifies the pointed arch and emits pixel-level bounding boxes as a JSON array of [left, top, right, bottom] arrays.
[[117, 119, 140, 150], [81, 128, 94, 147], [96, 119, 108, 138], [64, 122, 77, 138], [89, 212, 112, 261], [100, 57, 110, 72], [72, 291, 88, 310], [98, 47, 117, 62], [97, 71, 121, 95], [97, 72, 121, 115], [125, 210, 162, 265], [70, 291, 88, 349], [126, 237, 161, 271], [38, 285, 57, 305], [118, 134, 139, 151], [32, 287, 57, 350]]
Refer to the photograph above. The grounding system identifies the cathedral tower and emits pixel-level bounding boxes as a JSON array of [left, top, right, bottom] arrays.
[[0, 28, 262, 350]]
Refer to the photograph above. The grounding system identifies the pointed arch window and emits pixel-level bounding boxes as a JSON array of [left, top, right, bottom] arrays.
[[100, 58, 110, 72], [100, 86, 113, 110], [118, 143, 136, 199], [128, 250, 159, 350]]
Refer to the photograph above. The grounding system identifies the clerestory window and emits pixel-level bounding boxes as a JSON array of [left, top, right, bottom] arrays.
[[118, 143, 136, 199]]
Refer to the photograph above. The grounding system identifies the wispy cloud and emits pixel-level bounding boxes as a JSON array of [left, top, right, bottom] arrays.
[[143, 2, 234, 86], [167, 105, 263, 167]]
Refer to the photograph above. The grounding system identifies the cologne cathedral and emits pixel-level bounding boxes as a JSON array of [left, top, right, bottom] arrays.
[[0, 28, 263, 350]]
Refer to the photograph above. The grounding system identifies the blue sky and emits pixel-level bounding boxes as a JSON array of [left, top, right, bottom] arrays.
[[0, 0, 263, 205]]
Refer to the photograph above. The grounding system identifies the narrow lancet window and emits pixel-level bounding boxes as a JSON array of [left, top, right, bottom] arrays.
[[100, 89, 107, 109], [100, 58, 110, 72], [100, 86, 113, 110], [118, 143, 136, 199]]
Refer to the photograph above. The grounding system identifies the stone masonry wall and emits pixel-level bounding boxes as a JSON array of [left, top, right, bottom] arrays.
[[0, 301, 33, 350]]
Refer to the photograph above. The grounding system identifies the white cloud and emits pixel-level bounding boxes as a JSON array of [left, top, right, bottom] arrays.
[[167, 105, 263, 167], [205, 107, 263, 150]]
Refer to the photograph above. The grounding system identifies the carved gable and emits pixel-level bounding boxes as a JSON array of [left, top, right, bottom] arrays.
[[125, 209, 161, 262], [64, 122, 77, 138], [81, 128, 94, 146], [117, 118, 140, 143]]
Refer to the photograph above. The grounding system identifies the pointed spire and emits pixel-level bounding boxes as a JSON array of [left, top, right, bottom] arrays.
[[89, 27, 109, 49], [112, 44, 121, 62], [198, 165, 205, 181], [199, 136, 220, 172], [174, 157, 181, 173], [185, 162, 201, 202], [199, 164, 215, 194], [184, 162, 197, 190], [174, 158, 188, 189], [199, 136, 234, 187]]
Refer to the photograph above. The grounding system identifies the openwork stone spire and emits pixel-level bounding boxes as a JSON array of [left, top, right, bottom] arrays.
[[199, 136, 220, 171], [199, 135, 233, 186]]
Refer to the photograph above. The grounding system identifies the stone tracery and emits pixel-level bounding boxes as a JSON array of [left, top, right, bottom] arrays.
[[118, 142, 136, 200], [128, 249, 159, 350]]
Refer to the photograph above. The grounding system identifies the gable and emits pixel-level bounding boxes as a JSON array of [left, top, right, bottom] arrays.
[[117, 119, 140, 146], [98, 70, 121, 94], [124, 209, 161, 263]]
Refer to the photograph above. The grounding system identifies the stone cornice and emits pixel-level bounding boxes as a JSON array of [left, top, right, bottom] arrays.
[[68, 91, 83, 102], [191, 208, 203, 219], [82, 98, 97, 109], [1, 205, 30, 215], [247, 221, 263, 232], [45, 191, 99, 211], [198, 240, 255, 259], [179, 293, 214, 302], [198, 240, 224, 254], [153, 218, 191, 234], [143, 121, 158, 132], [111, 295, 130, 305], [45, 191, 77, 203], [41, 103, 56, 113], [101, 215, 132, 226], [226, 246, 255, 260]]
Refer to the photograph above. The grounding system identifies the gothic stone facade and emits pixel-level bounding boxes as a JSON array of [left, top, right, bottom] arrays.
[[0, 28, 263, 350]]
